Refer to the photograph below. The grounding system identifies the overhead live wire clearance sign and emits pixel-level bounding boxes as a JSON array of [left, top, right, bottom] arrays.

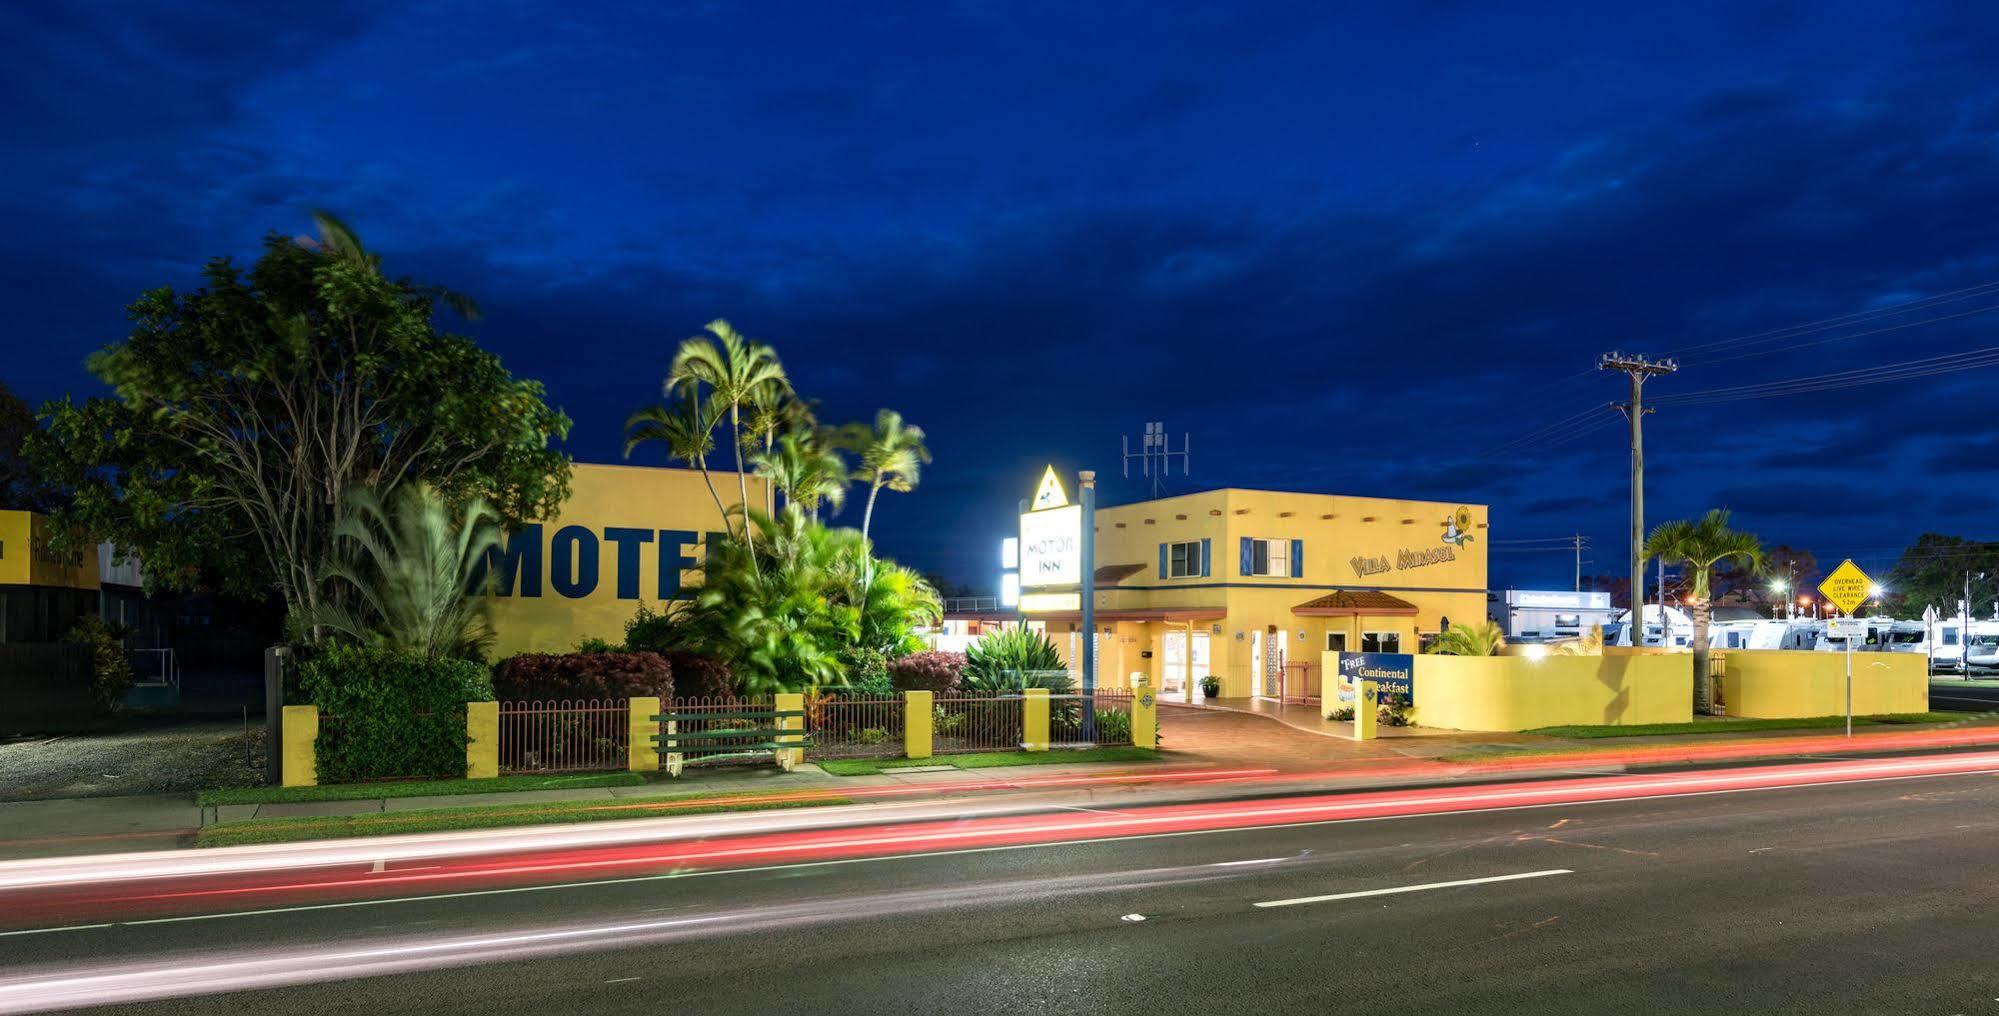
[[1817, 559, 1873, 616]]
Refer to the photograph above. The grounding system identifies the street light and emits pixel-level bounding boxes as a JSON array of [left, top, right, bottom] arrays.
[[1769, 579, 1790, 619]]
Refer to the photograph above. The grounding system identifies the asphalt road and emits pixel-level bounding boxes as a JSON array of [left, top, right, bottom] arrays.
[[1928, 678, 1999, 712], [7, 759, 1999, 1014]]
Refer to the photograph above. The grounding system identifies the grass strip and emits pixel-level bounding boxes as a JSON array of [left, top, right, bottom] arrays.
[[199, 771, 649, 807], [816, 746, 1158, 777], [195, 788, 849, 848], [1524, 712, 1973, 739]]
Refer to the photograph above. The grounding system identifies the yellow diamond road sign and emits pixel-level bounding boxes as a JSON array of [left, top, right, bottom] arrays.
[[1817, 559, 1874, 616]]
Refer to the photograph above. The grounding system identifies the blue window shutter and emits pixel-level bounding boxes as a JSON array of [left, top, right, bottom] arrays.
[[1240, 537, 1254, 576], [1158, 543, 1168, 579], [1200, 538, 1212, 577], [1290, 539, 1304, 578]]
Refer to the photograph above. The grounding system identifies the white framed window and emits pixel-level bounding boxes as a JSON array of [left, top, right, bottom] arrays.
[[1325, 631, 1347, 653], [1244, 538, 1290, 577], [1361, 631, 1401, 653], [1167, 540, 1202, 578]]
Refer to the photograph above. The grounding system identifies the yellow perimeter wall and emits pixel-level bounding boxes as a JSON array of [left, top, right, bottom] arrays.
[[1408, 654, 1692, 732], [486, 463, 767, 657], [0, 510, 99, 590], [1716, 650, 1929, 718]]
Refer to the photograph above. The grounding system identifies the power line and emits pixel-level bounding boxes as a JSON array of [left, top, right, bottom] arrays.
[[1653, 345, 1999, 407], [1679, 302, 1999, 368], [1662, 277, 1999, 359]]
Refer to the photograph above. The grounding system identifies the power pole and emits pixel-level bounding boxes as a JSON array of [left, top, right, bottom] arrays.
[[1599, 352, 1679, 635], [1574, 533, 1583, 593]]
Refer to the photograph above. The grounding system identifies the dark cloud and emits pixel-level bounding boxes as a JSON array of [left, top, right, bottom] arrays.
[[8, 1, 1999, 592]]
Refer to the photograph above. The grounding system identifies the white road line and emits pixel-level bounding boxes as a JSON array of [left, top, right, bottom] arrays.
[[1210, 857, 1287, 867], [1253, 868, 1573, 909], [0, 923, 113, 939]]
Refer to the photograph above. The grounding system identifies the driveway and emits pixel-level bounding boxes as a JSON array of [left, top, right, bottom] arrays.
[[0, 721, 267, 802], [1157, 705, 1416, 770]]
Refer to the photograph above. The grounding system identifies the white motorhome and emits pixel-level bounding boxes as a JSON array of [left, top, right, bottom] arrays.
[[1710, 618, 1821, 651], [1608, 605, 1694, 648]]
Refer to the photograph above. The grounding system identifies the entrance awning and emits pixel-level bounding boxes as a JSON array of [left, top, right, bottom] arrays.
[[1292, 590, 1419, 617]]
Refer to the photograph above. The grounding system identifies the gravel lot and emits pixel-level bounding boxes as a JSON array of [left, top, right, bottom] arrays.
[[0, 721, 268, 802]]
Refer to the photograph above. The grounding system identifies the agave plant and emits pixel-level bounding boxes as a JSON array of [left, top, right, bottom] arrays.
[[306, 483, 502, 661], [961, 626, 1075, 694]]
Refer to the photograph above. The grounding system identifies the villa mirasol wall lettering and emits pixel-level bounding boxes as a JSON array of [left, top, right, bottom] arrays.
[[1350, 545, 1457, 579]]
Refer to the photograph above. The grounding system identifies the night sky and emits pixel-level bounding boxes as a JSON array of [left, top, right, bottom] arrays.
[[8, 2, 1999, 592]]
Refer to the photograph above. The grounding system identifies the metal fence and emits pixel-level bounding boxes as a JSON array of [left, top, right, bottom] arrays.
[[931, 693, 1023, 754], [499, 699, 628, 774], [1077, 689, 1135, 747], [806, 693, 904, 759], [660, 695, 778, 765]]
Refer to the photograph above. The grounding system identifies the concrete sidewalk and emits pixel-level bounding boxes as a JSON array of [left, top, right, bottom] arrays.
[[0, 793, 202, 860]]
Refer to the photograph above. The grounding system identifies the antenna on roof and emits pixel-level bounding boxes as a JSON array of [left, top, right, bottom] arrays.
[[1121, 421, 1190, 498]]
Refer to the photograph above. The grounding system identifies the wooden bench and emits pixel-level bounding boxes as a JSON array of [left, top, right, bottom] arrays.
[[653, 708, 809, 777]]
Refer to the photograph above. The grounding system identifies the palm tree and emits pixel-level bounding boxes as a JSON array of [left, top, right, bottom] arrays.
[[846, 409, 931, 559], [307, 483, 503, 661], [668, 320, 789, 553], [751, 430, 849, 522], [1646, 509, 1766, 714], [742, 384, 817, 517], [623, 394, 729, 529], [1425, 621, 1505, 656]]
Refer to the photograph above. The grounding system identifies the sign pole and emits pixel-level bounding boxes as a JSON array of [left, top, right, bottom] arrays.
[[1817, 558, 1873, 740], [1079, 471, 1097, 740]]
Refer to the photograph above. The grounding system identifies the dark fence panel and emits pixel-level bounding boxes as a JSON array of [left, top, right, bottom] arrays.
[[0, 642, 95, 734], [498, 699, 629, 774], [932, 694, 1022, 754]]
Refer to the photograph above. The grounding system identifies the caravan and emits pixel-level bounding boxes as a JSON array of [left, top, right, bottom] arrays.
[[1607, 605, 1694, 648], [1710, 618, 1822, 651]]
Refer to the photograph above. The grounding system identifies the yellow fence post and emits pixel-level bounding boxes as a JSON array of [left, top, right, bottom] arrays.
[[1353, 681, 1378, 741], [629, 696, 661, 773], [465, 701, 498, 779], [1131, 676, 1158, 749], [775, 691, 805, 772], [905, 690, 934, 759], [1022, 687, 1050, 752], [280, 704, 318, 787]]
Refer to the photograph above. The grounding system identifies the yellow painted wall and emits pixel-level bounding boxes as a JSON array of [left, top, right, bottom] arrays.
[[486, 463, 767, 657], [0, 511, 98, 590], [1409, 653, 1692, 731], [1716, 650, 1929, 718], [1070, 488, 1487, 698]]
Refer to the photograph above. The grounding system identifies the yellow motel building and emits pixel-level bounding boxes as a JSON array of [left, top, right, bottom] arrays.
[[953, 487, 1488, 704], [483, 463, 767, 658]]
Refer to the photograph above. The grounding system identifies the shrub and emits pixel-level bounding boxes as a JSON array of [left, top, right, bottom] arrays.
[[855, 727, 889, 745], [297, 644, 494, 782], [1329, 705, 1356, 721], [888, 650, 964, 692], [623, 600, 707, 655], [663, 652, 736, 699], [961, 627, 1070, 693], [492, 651, 672, 701], [66, 616, 133, 711], [934, 707, 968, 737], [1379, 690, 1413, 727], [1092, 708, 1132, 744]]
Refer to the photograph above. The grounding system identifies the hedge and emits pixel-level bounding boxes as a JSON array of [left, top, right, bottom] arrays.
[[888, 650, 964, 693], [492, 650, 672, 701], [297, 645, 494, 783]]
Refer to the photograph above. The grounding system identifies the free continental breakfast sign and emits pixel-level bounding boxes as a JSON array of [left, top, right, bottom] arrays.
[[1334, 652, 1414, 704], [1817, 559, 1874, 616]]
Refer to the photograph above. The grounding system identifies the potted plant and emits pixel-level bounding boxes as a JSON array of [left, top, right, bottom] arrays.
[[1199, 675, 1221, 699]]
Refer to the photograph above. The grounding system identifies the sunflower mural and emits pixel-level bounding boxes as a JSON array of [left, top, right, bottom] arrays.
[[1441, 506, 1476, 547]]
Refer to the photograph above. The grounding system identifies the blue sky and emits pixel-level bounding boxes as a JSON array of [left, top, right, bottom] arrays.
[[7, 1, 1999, 590]]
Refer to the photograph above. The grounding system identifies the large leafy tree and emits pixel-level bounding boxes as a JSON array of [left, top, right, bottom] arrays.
[[1886, 534, 1999, 618], [0, 380, 60, 512], [667, 320, 788, 553], [1645, 509, 1766, 715], [27, 216, 571, 626]]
